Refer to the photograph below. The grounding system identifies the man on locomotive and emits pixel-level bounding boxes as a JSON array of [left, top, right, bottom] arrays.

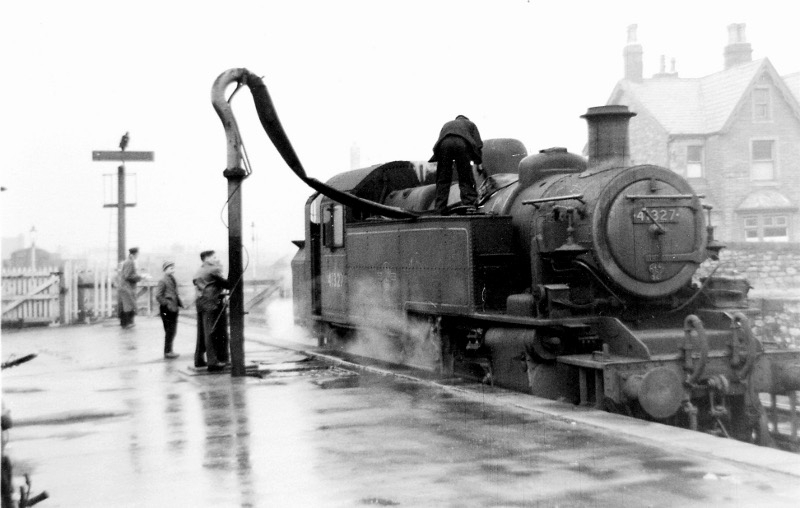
[[193, 250, 231, 372], [430, 115, 483, 214]]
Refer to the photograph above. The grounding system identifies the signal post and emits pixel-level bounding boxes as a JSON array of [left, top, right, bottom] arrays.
[[92, 140, 154, 262]]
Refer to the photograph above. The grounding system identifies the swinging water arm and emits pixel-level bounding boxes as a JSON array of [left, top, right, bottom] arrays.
[[211, 68, 418, 219]]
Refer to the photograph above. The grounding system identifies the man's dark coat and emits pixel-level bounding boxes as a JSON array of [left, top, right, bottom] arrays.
[[156, 273, 183, 313], [429, 116, 483, 164]]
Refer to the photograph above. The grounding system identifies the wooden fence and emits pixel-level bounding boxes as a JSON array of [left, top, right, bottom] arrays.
[[2, 262, 149, 327], [70, 263, 162, 323], [1, 266, 62, 326], [2, 263, 285, 328]]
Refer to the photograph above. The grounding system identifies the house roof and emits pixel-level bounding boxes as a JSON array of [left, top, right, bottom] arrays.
[[783, 71, 800, 104], [609, 59, 800, 135]]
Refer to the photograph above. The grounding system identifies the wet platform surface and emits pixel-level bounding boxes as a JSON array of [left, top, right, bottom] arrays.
[[3, 308, 800, 507]]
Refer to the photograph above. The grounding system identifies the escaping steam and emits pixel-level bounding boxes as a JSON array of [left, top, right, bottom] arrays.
[[346, 277, 441, 371]]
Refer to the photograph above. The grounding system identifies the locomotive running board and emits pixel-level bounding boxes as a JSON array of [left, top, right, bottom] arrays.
[[405, 305, 612, 336]]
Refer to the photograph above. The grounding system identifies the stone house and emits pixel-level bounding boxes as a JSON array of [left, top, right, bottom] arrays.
[[607, 24, 800, 245]]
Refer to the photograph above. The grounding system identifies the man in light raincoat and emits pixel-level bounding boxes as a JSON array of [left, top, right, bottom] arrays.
[[119, 247, 142, 329]]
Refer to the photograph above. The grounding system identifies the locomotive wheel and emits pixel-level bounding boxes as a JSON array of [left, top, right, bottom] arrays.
[[727, 394, 762, 443], [529, 333, 562, 362], [429, 317, 454, 377], [525, 355, 580, 402], [440, 333, 455, 378], [312, 322, 327, 348], [405, 314, 454, 376], [321, 324, 350, 350]]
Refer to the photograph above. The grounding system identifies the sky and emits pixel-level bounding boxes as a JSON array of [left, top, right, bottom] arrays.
[[2, 0, 799, 269]]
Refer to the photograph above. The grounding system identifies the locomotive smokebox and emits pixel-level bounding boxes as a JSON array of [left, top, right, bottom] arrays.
[[581, 105, 636, 170]]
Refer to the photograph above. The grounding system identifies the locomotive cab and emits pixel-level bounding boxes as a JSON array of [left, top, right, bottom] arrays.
[[292, 161, 421, 331]]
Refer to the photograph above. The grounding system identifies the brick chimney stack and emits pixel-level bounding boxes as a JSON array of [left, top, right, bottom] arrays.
[[724, 23, 752, 69], [623, 24, 643, 82]]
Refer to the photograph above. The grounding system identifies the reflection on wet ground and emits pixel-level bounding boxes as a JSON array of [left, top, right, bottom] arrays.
[[2, 316, 800, 507]]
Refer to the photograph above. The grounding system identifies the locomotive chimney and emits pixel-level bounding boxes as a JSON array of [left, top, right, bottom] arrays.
[[581, 105, 637, 170]]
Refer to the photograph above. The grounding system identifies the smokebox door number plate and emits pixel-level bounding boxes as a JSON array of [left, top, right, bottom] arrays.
[[632, 207, 679, 224]]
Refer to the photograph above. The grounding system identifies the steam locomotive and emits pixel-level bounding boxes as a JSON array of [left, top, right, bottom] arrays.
[[288, 105, 800, 447], [210, 69, 800, 448]]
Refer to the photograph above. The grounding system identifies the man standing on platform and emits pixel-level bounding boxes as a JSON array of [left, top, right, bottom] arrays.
[[119, 247, 142, 329], [156, 261, 183, 359], [193, 250, 231, 371]]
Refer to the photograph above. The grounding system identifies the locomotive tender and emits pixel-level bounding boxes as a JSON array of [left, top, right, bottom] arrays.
[[209, 68, 800, 447], [291, 105, 800, 446]]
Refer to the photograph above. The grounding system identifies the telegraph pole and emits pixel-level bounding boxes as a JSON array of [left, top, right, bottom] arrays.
[[92, 133, 154, 262], [116, 163, 127, 261]]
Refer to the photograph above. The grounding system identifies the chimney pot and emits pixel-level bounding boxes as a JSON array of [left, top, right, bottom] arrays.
[[627, 24, 638, 44], [728, 23, 747, 44]]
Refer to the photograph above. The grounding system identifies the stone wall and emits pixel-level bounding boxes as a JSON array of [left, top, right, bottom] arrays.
[[749, 297, 800, 348], [712, 243, 800, 292], [696, 243, 800, 347]]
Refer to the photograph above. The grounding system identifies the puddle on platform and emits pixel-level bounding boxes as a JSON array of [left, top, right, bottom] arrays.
[[256, 358, 326, 374], [313, 374, 360, 389], [2, 387, 44, 394], [250, 352, 361, 390], [360, 497, 400, 506]]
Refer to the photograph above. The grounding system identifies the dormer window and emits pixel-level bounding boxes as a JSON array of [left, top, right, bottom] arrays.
[[753, 87, 771, 121]]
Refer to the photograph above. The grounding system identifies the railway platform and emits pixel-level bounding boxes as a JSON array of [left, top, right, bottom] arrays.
[[2, 302, 800, 507]]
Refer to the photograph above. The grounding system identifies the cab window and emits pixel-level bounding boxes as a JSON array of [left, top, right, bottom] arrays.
[[322, 203, 344, 248]]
